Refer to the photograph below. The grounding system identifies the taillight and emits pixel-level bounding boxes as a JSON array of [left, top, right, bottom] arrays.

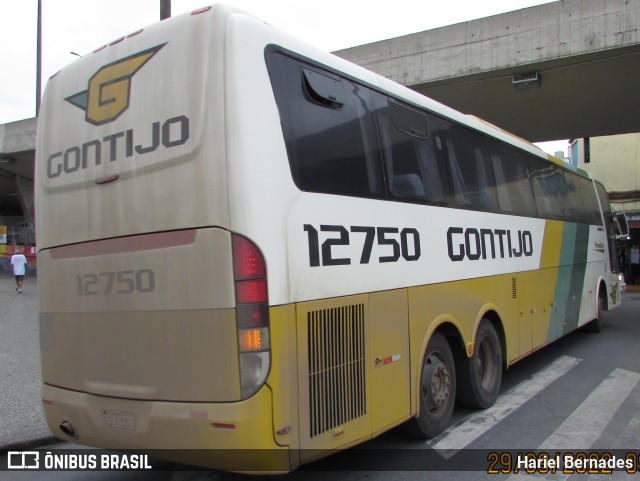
[[232, 234, 271, 399]]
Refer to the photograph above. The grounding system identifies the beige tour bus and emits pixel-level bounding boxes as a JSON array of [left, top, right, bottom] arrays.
[[36, 3, 622, 472]]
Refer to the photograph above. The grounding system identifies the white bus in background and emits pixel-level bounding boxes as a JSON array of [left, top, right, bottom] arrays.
[[35, 4, 622, 472]]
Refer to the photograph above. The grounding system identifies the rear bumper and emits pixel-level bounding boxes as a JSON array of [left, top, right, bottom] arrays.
[[42, 383, 292, 472]]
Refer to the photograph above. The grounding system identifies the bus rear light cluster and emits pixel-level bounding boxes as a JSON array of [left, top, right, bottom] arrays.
[[232, 234, 271, 399]]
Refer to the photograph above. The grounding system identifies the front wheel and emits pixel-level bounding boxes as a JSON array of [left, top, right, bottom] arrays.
[[586, 289, 606, 333], [456, 320, 502, 409], [402, 331, 456, 438]]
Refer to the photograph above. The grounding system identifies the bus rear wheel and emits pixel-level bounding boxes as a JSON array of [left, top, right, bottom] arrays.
[[456, 320, 502, 409], [403, 331, 456, 438]]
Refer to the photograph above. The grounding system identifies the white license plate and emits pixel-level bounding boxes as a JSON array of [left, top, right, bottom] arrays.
[[101, 409, 137, 430]]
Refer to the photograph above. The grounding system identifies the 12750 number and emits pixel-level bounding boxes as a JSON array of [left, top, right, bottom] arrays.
[[76, 269, 156, 295], [303, 224, 421, 267]]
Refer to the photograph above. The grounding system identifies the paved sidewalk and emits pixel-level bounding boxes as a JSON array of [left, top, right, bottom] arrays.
[[0, 273, 57, 449]]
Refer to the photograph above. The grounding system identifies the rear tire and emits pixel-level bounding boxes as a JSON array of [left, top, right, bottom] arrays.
[[402, 331, 456, 438], [456, 320, 502, 409]]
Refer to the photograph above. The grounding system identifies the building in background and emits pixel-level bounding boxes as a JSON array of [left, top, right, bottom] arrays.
[[572, 134, 640, 283]]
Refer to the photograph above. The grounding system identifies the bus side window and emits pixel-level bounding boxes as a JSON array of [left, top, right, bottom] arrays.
[[388, 99, 429, 138], [568, 174, 602, 225], [528, 157, 565, 220], [489, 143, 537, 217], [375, 96, 426, 201], [417, 132, 452, 205], [374, 95, 450, 204], [267, 52, 385, 199], [440, 121, 498, 211], [560, 172, 583, 222]]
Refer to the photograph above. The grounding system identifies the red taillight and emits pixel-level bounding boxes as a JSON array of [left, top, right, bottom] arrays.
[[233, 236, 266, 280], [232, 234, 269, 342], [235, 279, 267, 304], [232, 234, 271, 399]]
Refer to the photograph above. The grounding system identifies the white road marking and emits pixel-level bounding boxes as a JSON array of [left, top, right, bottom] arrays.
[[508, 368, 640, 481], [430, 355, 582, 457], [541, 368, 640, 450]]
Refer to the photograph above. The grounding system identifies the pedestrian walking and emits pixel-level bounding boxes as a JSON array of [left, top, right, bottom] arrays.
[[11, 246, 27, 293]]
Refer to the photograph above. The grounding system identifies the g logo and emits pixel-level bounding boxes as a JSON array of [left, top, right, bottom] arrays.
[[66, 44, 166, 125]]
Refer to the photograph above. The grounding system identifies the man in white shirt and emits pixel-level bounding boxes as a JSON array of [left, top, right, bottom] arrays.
[[11, 247, 27, 293]]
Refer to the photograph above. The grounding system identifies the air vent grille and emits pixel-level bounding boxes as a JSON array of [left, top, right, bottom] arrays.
[[308, 304, 366, 438], [512, 278, 517, 299]]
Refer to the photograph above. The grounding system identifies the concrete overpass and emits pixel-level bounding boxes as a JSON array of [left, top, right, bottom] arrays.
[[335, 0, 640, 142], [2, 0, 640, 238], [0, 118, 36, 225], [0, 117, 36, 263]]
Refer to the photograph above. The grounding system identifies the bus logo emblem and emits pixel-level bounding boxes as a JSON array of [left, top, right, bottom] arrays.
[[65, 43, 166, 126]]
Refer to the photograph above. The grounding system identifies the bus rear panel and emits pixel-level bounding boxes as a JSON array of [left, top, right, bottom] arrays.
[[36, 6, 292, 472]]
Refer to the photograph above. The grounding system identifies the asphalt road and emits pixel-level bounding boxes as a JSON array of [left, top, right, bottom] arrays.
[[0, 273, 54, 449]]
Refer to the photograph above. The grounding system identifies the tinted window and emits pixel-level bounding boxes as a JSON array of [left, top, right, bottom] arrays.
[[573, 175, 602, 225], [388, 99, 429, 138], [558, 172, 599, 224], [441, 121, 498, 210], [268, 53, 384, 198], [528, 157, 565, 220], [267, 50, 602, 226], [560, 171, 584, 222], [374, 95, 451, 204], [488, 142, 537, 217]]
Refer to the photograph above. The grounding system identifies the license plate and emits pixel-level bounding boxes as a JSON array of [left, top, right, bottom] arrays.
[[101, 409, 137, 430]]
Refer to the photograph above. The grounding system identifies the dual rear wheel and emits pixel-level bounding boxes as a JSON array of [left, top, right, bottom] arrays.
[[405, 320, 502, 438], [456, 321, 503, 409], [408, 286, 607, 439]]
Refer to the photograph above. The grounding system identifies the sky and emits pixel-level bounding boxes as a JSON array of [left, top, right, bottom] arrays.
[[0, 0, 566, 154]]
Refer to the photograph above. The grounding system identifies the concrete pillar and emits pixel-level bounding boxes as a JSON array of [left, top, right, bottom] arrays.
[[15, 175, 34, 226]]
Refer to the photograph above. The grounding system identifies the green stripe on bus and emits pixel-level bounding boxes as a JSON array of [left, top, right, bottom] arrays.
[[547, 223, 590, 340]]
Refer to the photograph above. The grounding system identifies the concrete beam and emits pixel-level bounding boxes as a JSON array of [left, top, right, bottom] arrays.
[[335, 0, 640, 141], [0, 117, 38, 156], [337, 0, 639, 84]]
